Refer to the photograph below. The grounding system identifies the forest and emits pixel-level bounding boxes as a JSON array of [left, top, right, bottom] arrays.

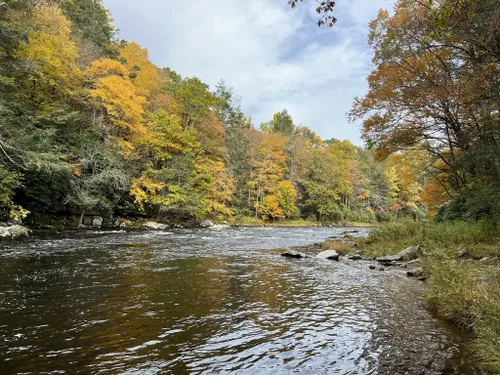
[[0, 0, 469, 227]]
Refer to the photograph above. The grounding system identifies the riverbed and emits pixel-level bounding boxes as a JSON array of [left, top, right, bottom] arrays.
[[0, 227, 482, 374]]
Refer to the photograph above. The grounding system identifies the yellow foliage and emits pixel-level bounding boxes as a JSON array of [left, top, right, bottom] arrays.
[[199, 157, 234, 217], [86, 58, 147, 154], [130, 172, 165, 209], [120, 42, 160, 98], [16, 5, 81, 93]]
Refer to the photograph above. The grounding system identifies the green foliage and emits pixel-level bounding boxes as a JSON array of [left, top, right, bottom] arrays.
[[261, 109, 294, 136], [62, 0, 116, 55], [0, 165, 22, 220], [437, 183, 500, 222]]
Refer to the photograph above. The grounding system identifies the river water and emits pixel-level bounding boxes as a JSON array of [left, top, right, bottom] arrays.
[[0, 227, 482, 374]]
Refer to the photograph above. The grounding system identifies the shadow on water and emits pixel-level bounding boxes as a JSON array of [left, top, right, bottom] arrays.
[[0, 227, 484, 374]]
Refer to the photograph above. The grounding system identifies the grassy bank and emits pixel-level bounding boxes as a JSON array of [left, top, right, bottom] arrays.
[[355, 219, 500, 373]]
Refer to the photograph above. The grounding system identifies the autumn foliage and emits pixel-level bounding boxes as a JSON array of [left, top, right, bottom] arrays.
[[0, 0, 464, 223]]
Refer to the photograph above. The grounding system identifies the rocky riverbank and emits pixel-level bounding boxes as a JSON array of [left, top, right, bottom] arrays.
[[346, 219, 500, 374], [280, 233, 426, 281], [0, 224, 30, 239]]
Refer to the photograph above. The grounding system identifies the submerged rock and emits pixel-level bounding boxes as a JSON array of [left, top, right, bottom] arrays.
[[317, 250, 340, 261], [144, 221, 169, 230], [347, 254, 363, 261], [0, 225, 30, 239], [281, 251, 308, 259], [369, 265, 376, 270]]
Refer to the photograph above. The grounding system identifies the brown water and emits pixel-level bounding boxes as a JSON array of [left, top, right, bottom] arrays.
[[0, 227, 483, 374]]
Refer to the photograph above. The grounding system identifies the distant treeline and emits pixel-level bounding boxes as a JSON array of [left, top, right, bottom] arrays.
[[1, 0, 495, 225]]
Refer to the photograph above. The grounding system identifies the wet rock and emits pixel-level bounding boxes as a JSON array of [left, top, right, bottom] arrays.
[[199, 220, 214, 228], [0, 224, 30, 239], [342, 230, 359, 236], [144, 221, 169, 230], [317, 250, 340, 260], [281, 251, 307, 259], [369, 265, 376, 270], [348, 254, 363, 260], [407, 267, 425, 278], [378, 267, 386, 271]]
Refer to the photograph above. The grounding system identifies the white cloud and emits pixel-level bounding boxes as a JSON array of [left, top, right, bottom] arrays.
[[104, 0, 395, 144]]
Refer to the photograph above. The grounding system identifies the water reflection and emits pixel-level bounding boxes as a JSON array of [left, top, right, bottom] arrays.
[[0, 227, 482, 374]]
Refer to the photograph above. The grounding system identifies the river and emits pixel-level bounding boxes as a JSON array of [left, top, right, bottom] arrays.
[[0, 227, 483, 374]]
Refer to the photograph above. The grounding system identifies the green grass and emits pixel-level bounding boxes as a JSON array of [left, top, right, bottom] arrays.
[[358, 218, 500, 374]]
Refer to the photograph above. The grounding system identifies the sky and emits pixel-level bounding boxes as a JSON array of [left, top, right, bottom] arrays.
[[103, 0, 395, 145]]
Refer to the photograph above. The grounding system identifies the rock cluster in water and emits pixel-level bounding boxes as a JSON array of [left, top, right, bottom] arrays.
[[0, 224, 30, 239]]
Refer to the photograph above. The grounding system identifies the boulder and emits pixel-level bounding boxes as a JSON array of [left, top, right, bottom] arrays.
[[209, 224, 230, 231], [0, 225, 30, 239], [281, 251, 307, 259], [378, 267, 386, 271], [317, 250, 340, 261], [199, 220, 214, 228], [457, 249, 469, 258], [83, 215, 103, 228], [369, 265, 377, 270], [376, 254, 403, 263], [104, 216, 120, 228], [144, 221, 169, 230], [91, 216, 103, 228], [398, 245, 421, 258], [377, 245, 420, 263]]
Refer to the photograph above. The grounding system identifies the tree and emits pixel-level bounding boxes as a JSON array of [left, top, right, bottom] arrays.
[[288, 0, 337, 27], [86, 58, 146, 154], [261, 109, 295, 136], [119, 42, 160, 99], [16, 5, 81, 100], [62, 0, 116, 56]]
